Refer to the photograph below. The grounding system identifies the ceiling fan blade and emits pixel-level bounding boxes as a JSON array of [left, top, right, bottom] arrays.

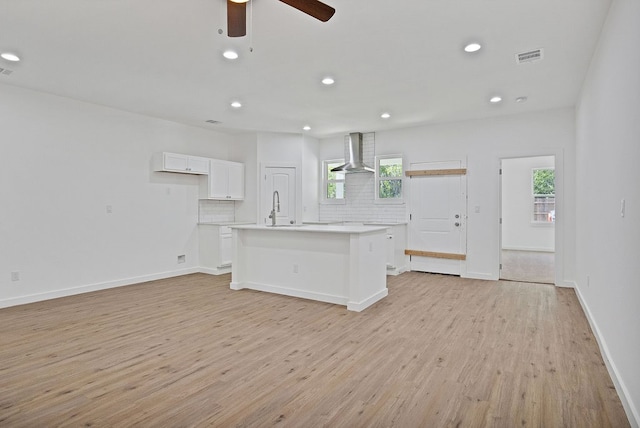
[[227, 0, 247, 37], [279, 0, 335, 22]]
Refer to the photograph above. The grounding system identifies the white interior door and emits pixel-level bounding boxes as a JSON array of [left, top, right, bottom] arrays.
[[263, 166, 296, 225], [408, 160, 467, 275]]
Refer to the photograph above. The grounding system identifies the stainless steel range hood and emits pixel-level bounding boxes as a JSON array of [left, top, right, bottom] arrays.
[[330, 132, 374, 173]]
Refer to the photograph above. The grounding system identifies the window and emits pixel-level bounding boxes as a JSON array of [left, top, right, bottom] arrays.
[[532, 168, 555, 222], [376, 155, 403, 202], [323, 159, 345, 202]]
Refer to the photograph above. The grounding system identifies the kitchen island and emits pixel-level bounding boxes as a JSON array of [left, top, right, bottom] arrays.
[[229, 224, 388, 311]]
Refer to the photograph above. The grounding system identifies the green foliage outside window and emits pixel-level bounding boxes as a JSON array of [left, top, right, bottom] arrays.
[[378, 158, 403, 199], [326, 161, 345, 199], [533, 169, 555, 195]]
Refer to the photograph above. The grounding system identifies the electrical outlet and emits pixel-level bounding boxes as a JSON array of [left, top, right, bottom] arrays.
[[11, 271, 20, 282], [293, 264, 299, 274], [586, 275, 590, 288], [177, 255, 186, 264], [106, 205, 113, 214]]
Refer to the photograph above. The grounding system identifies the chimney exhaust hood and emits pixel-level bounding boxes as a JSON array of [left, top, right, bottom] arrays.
[[330, 132, 374, 173]]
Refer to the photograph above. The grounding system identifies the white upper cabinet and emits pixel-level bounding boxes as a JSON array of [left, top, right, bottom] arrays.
[[153, 152, 209, 174], [201, 159, 245, 200]]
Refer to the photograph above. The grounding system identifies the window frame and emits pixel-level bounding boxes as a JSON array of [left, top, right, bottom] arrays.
[[375, 154, 404, 204], [531, 167, 555, 224], [321, 159, 346, 204]]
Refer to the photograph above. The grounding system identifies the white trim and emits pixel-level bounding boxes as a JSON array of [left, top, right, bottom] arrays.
[[347, 288, 388, 312], [0, 268, 200, 309], [502, 246, 555, 252], [320, 158, 346, 204], [375, 154, 405, 204], [230, 280, 348, 306], [574, 285, 639, 427]]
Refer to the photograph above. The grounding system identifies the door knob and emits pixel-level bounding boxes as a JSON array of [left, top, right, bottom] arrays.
[[455, 222, 461, 227], [455, 214, 460, 219]]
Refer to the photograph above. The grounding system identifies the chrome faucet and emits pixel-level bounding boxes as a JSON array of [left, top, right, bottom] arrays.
[[268, 190, 280, 226]]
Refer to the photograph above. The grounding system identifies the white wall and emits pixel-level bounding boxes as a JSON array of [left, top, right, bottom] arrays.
[[255, 132, 320, 224], [318, 133, 407, 224], [0, 84, 236, 307], [501, 156, 555, 252], [575, 0, 640, 424], [320, 108, 576, 283], [229, 133, 258, 223], [302, 135, 320, 222]]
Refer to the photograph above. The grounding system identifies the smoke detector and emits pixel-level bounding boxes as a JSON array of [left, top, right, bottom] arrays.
[[516, 48, 544, 64]]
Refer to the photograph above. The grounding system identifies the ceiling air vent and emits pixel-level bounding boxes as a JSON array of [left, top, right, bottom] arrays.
[[0, 67, 14, 76], [205, 120, 221, 124], [516, 48, 543, 64]]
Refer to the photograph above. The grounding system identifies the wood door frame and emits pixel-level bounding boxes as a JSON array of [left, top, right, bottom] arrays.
[[259, 162, 302, 225]]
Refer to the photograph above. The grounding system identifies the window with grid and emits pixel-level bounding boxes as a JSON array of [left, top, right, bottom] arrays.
[[376, 155, 403, 202], [323, 160, 345, 202]]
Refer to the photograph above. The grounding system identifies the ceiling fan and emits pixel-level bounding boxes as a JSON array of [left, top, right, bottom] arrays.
[[227, 0, 335, 37]]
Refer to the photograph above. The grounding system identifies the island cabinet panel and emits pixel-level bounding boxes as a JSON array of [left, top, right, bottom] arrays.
[[229, 225, 388, 311]]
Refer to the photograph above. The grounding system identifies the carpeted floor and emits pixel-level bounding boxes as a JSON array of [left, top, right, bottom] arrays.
[[500, 249, 555, 284]]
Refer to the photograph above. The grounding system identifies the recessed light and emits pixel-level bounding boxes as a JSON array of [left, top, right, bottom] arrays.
[[223, 50, 238, 60], [515, 96, 528, 103], [321, 77, 335, 85], [303, 125, 311, 131], [229, 0, 249, 3], [1, 52, 20, 62], [381, 112, 391, 119], [231, 101, 242, 108], [489, 96, 502, 103], [464, 43, 482, 53]]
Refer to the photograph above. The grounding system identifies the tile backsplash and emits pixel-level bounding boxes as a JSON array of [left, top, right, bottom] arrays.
[[198, 200, 235, 223], [319, 132, 407, 224]]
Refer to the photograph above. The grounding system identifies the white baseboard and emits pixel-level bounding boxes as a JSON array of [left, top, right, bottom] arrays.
[[574, 286, 639, 428], [463, 271, 497, 281], [230, 280, 348, 306], [555, 280, 575, 288], [0, 267, 200, 309], [199, 266, 231, 276], [501, 246, 555, 252], [347, 288, 388, 312]]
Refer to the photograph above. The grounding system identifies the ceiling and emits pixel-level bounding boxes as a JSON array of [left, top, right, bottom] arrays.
[[0, 0, 612, 138]]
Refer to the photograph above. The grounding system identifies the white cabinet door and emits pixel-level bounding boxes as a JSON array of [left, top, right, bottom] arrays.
[[227, 162, 245, 199], [203, 160, 245, 200], [208, 160, 231, 199], [187, 156, 210, 174], [163, 153, 189, 172], [154, 152, 209, 174], [219, 233, 233, 267]]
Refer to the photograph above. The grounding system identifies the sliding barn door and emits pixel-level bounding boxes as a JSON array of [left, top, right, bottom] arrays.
[[407, 161, 467, 275]]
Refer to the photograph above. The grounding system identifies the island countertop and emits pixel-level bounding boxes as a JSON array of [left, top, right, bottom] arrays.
[[229, 223, 388, 234]]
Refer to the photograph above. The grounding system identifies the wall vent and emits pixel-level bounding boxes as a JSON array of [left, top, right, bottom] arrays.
[[0, 67, 14, 76], [516, 49, 543, 64]]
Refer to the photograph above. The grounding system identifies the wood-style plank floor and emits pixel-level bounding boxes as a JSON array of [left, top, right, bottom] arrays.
[[0, 272, 629, 427]]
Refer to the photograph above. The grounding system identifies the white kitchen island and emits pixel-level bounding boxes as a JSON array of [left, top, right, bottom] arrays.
[[229, 224, 388, 311]]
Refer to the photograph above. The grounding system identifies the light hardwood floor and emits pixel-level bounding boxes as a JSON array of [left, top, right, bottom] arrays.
[[0, 273, 629, 427]]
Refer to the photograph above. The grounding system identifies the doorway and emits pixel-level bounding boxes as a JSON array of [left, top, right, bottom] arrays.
[[407, 160, 467, 276], [500, 156, 555, 284], [262, 166, 297, 225]]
